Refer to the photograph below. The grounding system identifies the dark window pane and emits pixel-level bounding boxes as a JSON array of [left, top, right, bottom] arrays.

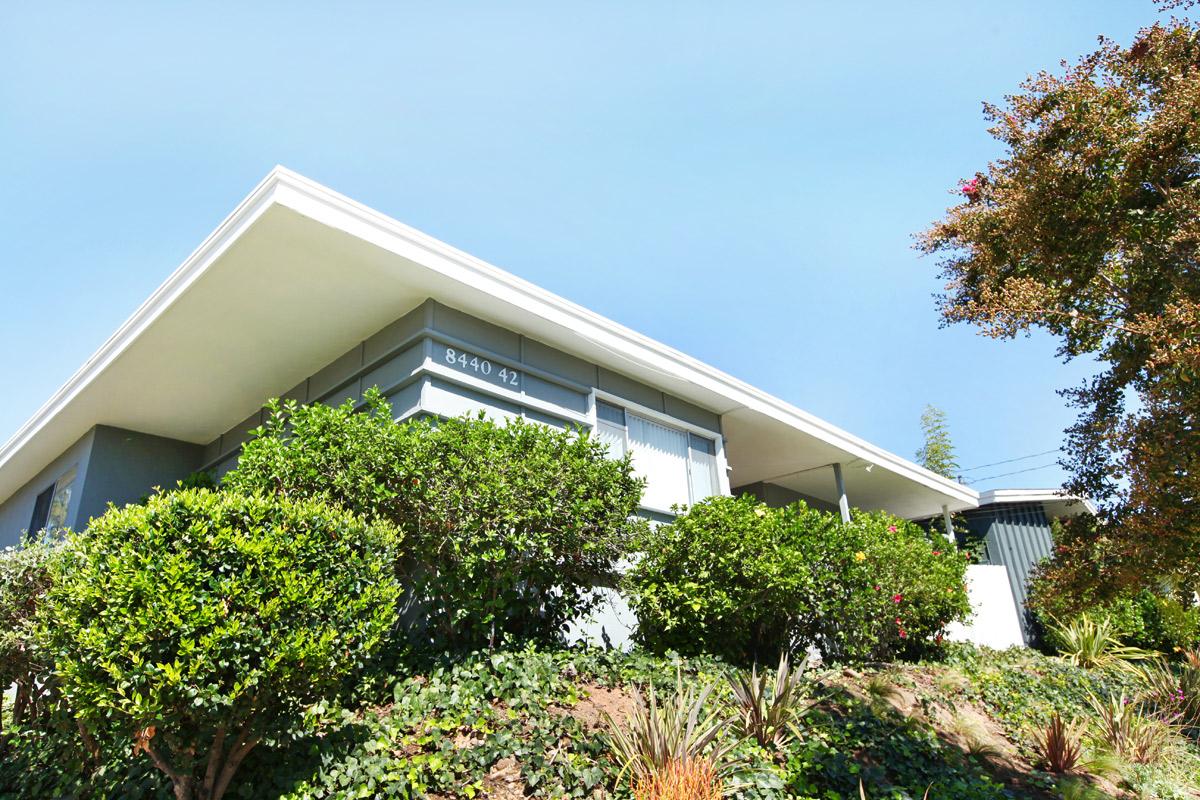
[[28, 485, 54, 538], [689, 432, 716, 455]]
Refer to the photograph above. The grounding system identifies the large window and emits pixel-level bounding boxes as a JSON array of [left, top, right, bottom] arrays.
[[595, 400, 720, 511]]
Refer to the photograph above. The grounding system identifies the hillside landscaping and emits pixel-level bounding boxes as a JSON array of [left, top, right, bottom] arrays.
[[2, 395, 1199, 799]]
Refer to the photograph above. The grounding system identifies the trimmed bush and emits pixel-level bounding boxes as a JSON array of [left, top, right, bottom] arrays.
[[38, 489, 403, 800], [224, 389, 647, 651], [625, 496, 969, 664], [0, 536, 59, 731]]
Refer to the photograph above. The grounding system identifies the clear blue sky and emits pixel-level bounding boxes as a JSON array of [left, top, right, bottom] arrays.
[[0, 2, 1155, 490]]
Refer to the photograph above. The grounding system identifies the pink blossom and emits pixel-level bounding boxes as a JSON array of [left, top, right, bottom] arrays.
[[887, 525, 898, 533], [892, 594, 903, 603]]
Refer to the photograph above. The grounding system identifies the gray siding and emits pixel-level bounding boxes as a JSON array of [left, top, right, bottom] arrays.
[[0, 426, 203, 545], [965, 502, 1055, 642], [0, 430, 97, 546], [78, 426, 204, 526], [201, 299, 723, 475]]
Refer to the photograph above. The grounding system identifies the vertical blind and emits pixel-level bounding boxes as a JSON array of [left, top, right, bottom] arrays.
[[595, 400, 721, 512], [628, 414, 691, 511]]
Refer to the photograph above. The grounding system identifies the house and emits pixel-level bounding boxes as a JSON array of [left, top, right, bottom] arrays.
[[0, 167, 1073, 647]]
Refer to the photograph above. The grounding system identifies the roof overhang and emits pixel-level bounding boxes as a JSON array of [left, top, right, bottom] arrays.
[[0, 167, 980, 519], [977, 488, 1095, 518]]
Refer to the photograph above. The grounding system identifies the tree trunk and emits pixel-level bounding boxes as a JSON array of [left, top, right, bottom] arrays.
[[209, 728, 260, 800]]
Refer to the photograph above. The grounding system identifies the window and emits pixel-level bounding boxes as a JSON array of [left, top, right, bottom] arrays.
[[595, 399, 721, 511], [46, 466, 77, 532], [28, 465, 77, 538]]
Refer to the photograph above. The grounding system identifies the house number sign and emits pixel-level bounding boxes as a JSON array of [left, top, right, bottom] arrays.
[[440, 345, 521, 389]]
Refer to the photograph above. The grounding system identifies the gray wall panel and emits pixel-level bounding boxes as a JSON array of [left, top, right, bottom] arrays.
[[664, 395, 721, 433], [0, 430, 96, 545], [598, 368, 664, 412], [308, 345, 364, 400], [432, 302, 521, 359], [78, 426, 204, 526], [522, 337, 596, 385], [364, 303, 427, 365], [363, 343, 424, 393], [523, 374, 587, 413]]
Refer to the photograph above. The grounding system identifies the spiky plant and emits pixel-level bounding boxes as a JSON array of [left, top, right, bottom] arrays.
[[727, 652, 817, 749], [1029, 712, 1084, 773], [604, 673, 740, 789], [1051, 614, 1157, 672], [1138, 657, 1200, 731], [1086, 692, 1175, 765], [632, 758, 722, 800]]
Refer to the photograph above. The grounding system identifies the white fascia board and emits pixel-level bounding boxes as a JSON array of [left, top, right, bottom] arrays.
[[0, 166, 979, 511]]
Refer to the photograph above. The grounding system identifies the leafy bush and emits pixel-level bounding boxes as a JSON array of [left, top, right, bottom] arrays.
[[625, 496, 969, 663], [1027, 517, 1200, 655], [0, 537, 59, 731], [225, 389, 646, 651], [38, 489, 403, 800]]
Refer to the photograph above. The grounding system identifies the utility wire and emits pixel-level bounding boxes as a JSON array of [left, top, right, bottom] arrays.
[[956, 448, 1062, 473], [963, 462, 1060, 484]]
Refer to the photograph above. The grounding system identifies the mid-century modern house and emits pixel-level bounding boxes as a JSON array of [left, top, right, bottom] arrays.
[[0, 168, 1087, 648]]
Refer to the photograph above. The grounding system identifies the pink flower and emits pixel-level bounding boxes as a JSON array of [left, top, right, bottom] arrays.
[[899, 629, 907, 638], [933, 550, 942, 556], [887, 525, 898, 533], [961, 178, 980, 197], [892, 594, 903, 603]]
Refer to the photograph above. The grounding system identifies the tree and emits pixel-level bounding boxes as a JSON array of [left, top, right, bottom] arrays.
[[223, 388, 647, 651], [915, 404, 959, 479], [918, 13, 1200, 591], [39, 490, 403, 800]]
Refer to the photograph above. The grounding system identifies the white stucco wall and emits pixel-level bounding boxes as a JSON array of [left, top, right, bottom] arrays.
[[946, 564, 1026, 650], [566, 587, 637, 650]]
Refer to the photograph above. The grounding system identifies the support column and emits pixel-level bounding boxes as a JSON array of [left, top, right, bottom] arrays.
[[832, 462, 850, 523], [942, 503, 957, 550]]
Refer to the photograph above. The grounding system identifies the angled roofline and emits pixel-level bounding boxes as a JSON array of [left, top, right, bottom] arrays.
[[977, 488, 1096, 516], [0, 166, 980, 510]]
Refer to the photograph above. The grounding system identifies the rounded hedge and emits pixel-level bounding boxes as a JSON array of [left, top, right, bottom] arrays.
[[39, 489, 403, 800], [624, 495, 970, 664]]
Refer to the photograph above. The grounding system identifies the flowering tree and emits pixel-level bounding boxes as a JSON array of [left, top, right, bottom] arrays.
[[918, 12, 1200, 592]]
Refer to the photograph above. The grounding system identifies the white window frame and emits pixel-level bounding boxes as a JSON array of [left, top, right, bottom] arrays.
[[589, 389, 731, 514]]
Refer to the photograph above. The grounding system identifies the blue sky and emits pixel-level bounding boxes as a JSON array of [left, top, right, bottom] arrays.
[[0, 2, 1155, 489]]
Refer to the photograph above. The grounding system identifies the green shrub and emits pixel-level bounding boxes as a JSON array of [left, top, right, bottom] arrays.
[[0, 536, 59, 731], [224, 389, 646, 651], [1027, 516, 1200, 655], [37, 489, 403, 800], [625, 496, 969, 664]]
